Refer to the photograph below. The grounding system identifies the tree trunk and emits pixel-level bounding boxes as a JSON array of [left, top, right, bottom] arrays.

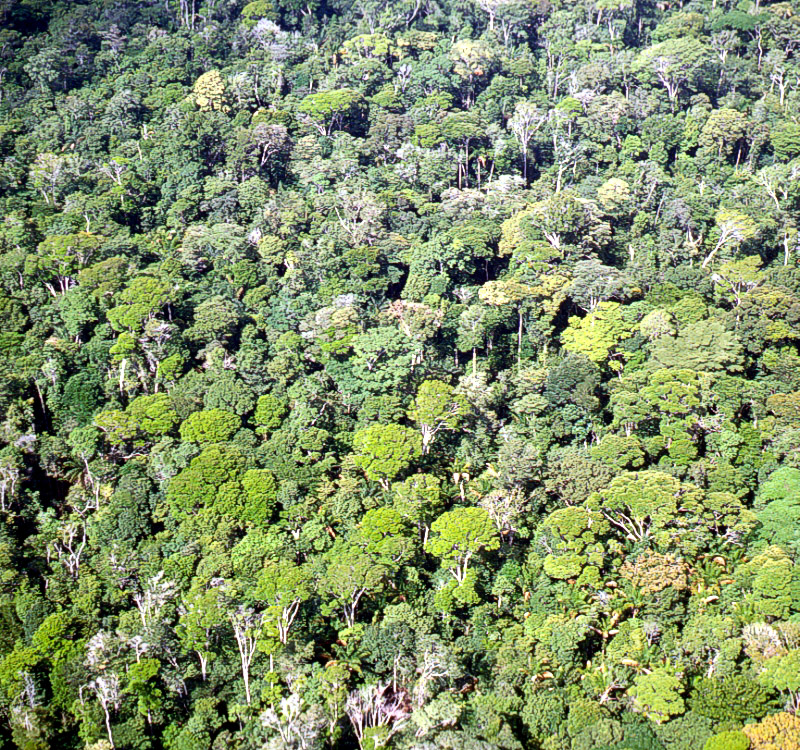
[[103, 707, 115, 748]]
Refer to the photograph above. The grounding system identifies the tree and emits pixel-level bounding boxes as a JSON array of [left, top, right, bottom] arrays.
[[85, 674, 121, 748], [192, 70, 229, 112], [449, 39, 497, 106], [703, 731, 749, 750], [503, 192, 606, 261], [345, 683, 410, 750], [734, 546, 796, 619], [179, 409, 240, 445], [94, 393, 179, 448], [357, 507, 414, 569], [351, 424, 422, 489], [758, 650, 800, 714], [507, 100, 546, 182], [253, 393, 289, 436], [392, 474, 444, 545], [539, 505, 608, 583], [690, 676, 773, 724], [107, 277, 174, 334], [628, 668, 686, 724], [407, 380, 468, 454], [632, 38, 709, 110], [699, 108, 748, 160], [31, 232, 103, 296], [456, 304, 490, 377], [321, 542, 388, 628], [586, 471, 702, 545], [441, 110, 485, 188], [29, 152, 82, 207], [166, 444, 246, 518], [261, 693, 325, 750], [479, 279, 535, 365], [297, 89, 365, 136], [177, 585, 226, 682], [185, 296, 241, 347], [742, 713, 800, 750], [568, 259, 630, 313], [127, 393, 179, 437], [650, 319, 744, 373], [124, 658, 162, 723], [229, 606, 264, 706], [756, 468, 800, 552], [701, 210, 758, 269], [561, 301, 634, 371], [712, 257, 764, 309], [428, 508, 499, 585], [256, 560, 312, 645], [470, 0, 518, 30]]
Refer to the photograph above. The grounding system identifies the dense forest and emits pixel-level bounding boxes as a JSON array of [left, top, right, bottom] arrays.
[[0, 0, 799, 747]]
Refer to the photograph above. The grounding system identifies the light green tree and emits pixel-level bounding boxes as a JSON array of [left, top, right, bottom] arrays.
[[352, 424, 422, 489], [701, 210, 758, 269], [177, 585, 226, 682], [587, 471, 702, 545], [561, 301, 634, 371], [758, 650, 800, 714], [392, 474, 444, 545], [107, 276, 174, 334], [478, 279, 535, 365], [256, 560, 312, 645], [191, 70, 229, 112], [321, 541, 388, 628], [428, 507, 499, 584], [297, 89, 364, 136], [734, 546, 796, 619], [179, 409, 240, 445], [699, 108, 748, 159], [408, 380, 468, 454], [632, 38, 709, 110], [628, 668, 686, 724]]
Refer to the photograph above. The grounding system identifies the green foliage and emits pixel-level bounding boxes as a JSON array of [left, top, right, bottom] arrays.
[[428, 507, 500, 585], [297, 89, 365, 135], [703, 731, 750, 750], [758, 649, 800, 700], [521, 688, 567, 746], [755, 467, 800, 552], [1, 0, 799, 747], [408, 379, 468, 453], [252, 393, 288, 435], [107, 276, 174, 333], [657, 711, 713, 750], [561, 301, 633, 369], [689, 676, 773, 724], [179, 408, 240, 444], [587, 470, 700, 545], [95, 393, 178, 446], [734, 546, 797, 619], [650, 319, 744, 373], [632, 37, 709, 105], [629, 668, 686, 724], [352, 423, 422, 487], [166, 444, 247, 517], [127, 394, 179, 436]]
